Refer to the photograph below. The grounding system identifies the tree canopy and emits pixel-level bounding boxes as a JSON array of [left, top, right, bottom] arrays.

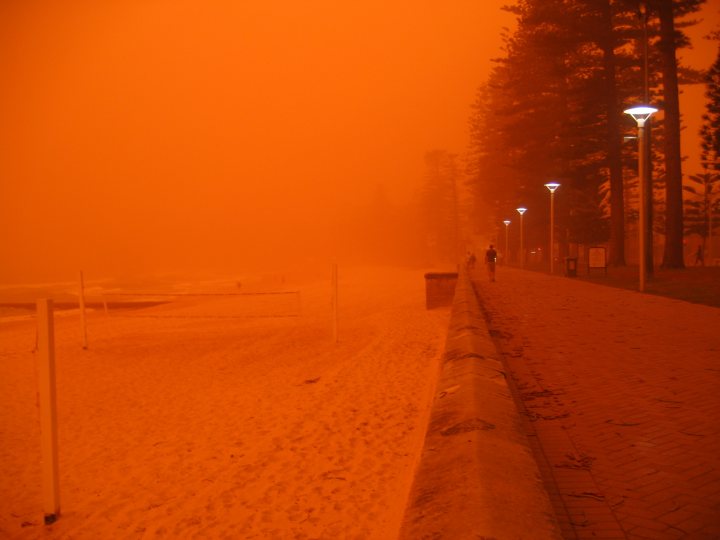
[[465, 0, 707, 267]]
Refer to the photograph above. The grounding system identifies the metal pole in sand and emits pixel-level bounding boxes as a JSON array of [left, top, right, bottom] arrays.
[[36, 299, 60, 524], [79, 271, 88, 349]]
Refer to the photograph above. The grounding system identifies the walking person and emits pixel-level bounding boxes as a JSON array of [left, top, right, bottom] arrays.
[[485, 244, 497, 282], [695, 244, 705, 266], [466, 251, 477, 271]]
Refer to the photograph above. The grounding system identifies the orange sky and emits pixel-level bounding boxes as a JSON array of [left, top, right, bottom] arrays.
[[0, 0, 515, 282], [679, 4, 719, 174], [0, 1, 717, 283]]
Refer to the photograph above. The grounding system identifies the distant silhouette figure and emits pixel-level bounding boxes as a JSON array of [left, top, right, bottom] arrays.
[[485, 244, 497, 282], [695, 244, 704, 266], [466, 251, 476, 270]]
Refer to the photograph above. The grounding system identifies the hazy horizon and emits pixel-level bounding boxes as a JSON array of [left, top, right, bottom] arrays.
[[1, 2, 717, 285], [0, 0, 516, 284]]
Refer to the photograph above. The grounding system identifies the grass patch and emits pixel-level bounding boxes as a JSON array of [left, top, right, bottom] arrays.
[[572, 265, 720, 308]]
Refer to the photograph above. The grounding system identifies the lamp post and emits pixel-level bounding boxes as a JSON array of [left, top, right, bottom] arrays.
[[639, 2, 655, 277], [544, 182, 560, 274], [503, 220, 511, 265], [516, 207, 527, 269], [624, 105, 658, 292]]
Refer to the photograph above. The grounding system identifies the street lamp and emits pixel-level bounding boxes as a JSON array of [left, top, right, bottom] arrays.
[[544, 182, 560, 274], [503, 220, 511, 265], [624, 105, 658, 292], [516, 207, 527, 269]]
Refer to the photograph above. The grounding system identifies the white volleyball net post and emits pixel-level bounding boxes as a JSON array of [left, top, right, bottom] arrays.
[[332, 264, 339, 344], [78, 271, 88, 349], [36, 299, 61, 524]]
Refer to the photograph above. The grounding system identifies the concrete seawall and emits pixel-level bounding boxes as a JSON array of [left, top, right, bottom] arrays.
[[400, 269, 561, 539]]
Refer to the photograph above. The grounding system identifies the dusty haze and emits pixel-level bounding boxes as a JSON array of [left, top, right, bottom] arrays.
[[0, 0, 514, 283], [1, 2, 717, 284]]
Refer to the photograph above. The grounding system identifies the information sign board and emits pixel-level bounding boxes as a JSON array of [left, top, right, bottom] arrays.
[[588, 247, 607, 274]]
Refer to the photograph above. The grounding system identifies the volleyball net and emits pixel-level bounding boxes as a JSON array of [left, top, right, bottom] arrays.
[[99, 290, 302, 318]]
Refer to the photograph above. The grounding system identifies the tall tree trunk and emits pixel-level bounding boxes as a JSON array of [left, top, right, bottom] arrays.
[[600, 0, 626, 266], [657, 0, 686, 267]]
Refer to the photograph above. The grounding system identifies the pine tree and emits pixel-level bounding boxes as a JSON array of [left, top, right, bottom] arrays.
[[684, 172, 719, 243], [599, 0, 627, 265], [466, 0, 704, 269], [468, 0, 635, 259], [700, 38, 720, 172], [421, 150, 462, 264], [685, 39, 720, 259], [656, 0, 683, 267]]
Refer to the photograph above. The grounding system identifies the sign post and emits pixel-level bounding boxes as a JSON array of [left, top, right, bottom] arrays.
[[588, 247, 608, 276]]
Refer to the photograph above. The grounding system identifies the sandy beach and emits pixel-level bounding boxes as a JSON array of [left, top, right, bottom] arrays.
[[0, 267, 449, 539]]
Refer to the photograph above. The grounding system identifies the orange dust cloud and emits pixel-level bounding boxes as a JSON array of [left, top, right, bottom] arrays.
[[0, 0, 513, 284], [680, 5, 720, 176]]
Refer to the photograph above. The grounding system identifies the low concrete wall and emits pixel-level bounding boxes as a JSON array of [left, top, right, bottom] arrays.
[[400, 270, 561, 539]]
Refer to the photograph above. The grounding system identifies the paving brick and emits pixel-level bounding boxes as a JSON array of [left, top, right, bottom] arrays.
[[685, 465, 718, 482], [625, 527, 671, 539], [672, 514, 709, 534], [649, 498, 684, 516], [697, 522, 720, 537], [576, 529, 626, 539], [693, 481, 720, 499], [658, 506, 703, 527]]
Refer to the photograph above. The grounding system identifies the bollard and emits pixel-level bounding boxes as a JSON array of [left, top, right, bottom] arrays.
[[36, 299, 60, 524], [565, 257, 578, 278]]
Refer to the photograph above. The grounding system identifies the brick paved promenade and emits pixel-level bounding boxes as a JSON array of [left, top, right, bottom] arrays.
[[473, 267, 720, 539]]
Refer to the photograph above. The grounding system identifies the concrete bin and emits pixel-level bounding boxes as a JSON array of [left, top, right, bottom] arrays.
[[565, 257, 578, 277], [424, 272, 458, 309]]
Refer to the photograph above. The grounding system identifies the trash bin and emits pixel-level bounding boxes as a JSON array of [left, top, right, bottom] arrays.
[[565, 257, 578, 278], [424, 272, 458, 309]]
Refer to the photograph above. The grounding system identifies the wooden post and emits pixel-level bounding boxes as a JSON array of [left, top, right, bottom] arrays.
[[78, 271, 88, 349], [36, 299, 60, 524], [332, 264, 338, 344]]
